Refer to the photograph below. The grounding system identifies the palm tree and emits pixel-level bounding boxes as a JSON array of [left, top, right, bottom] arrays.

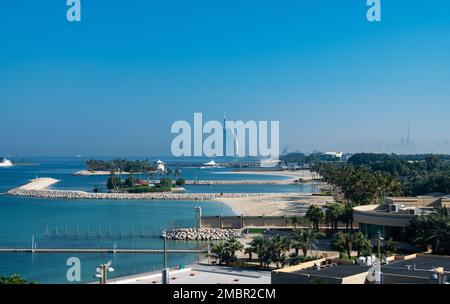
[[210, 242, 226, 264], [331, 232, 355, 259], [405, 209, 450, 255], [434, 206, 449, 217], [225, 237, 244, 259], [273, 235, 291, 268], [291, 216, 300, 228], [305, 205, 323, 230], [381, 238, 397, 256], [325, 203, 344, 231], [245, 237, 264, 263], [341, 203, 354, 231], [210, 238, 244, 265], [353, 232, 372, 257], [291, 229, 320, 257]]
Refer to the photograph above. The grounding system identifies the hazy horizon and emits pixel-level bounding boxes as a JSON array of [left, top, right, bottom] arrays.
[[1, 1, 450, 156]]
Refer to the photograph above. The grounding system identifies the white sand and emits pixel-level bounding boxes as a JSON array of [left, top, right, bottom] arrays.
[[18, 178, 60, 190], [215, 170, 319, 181], [215, 193, 334, 216], [73, 170, 130, 176]]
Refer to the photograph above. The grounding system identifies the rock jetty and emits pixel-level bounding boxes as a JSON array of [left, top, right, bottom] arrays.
[[163, 228, 241, 241], [7, 188, 272, 201]]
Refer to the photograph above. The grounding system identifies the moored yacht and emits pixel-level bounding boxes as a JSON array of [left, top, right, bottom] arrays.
[[0, 157, 13, 167]]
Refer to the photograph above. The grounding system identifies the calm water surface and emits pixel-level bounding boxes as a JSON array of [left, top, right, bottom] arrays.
[[0, 157, 311, 283]]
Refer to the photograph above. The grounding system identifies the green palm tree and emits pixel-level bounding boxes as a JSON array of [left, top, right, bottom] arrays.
[[291, 229, 320, 257], [306, 205, 323, 230], [331, 232, 355, 259], [354, 232, 372, 257], [291, 216, 300, 228], [245, 237, 261, 261], [325, 203, 344, 231], [225, 237, 244, 258], [381, 238, 397, 256], [209, 242, 226, 264], [271, 235, 290, 268]]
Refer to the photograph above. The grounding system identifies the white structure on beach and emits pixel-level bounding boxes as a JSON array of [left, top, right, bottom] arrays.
[[201, 160, 220, 169], [259, 158, 281, 168], [155, 160, 165, 172], [0, 157, 13, 168], [321, 152, 343, 161]]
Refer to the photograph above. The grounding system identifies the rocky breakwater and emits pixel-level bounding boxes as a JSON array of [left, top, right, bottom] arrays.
[[163, 228, 241, 241], [7, 188, 271, 201]]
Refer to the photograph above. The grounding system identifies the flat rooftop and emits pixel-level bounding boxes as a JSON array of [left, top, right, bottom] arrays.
[[108, 264, 271, 284], [288, 255, 449, 280], [382, 255, 450, 279], [291, 264, 371, 279]]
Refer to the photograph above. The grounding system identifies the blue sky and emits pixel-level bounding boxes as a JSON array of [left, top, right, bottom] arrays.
[[1, 0, 450, 156]]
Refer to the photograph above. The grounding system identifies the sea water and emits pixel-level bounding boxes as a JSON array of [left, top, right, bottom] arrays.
[[0, 157, 311, 283]]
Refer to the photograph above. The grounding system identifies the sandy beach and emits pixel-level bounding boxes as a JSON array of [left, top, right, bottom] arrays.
[[215, 193, 335, 216], [215, 169, 319, 181], [8, 177, 334, 216], [73, 170, 130, 176]]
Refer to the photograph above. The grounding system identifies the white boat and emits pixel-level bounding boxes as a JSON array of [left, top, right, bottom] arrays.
[[0, 157, 13, 168], [200, 160, 222, 169]]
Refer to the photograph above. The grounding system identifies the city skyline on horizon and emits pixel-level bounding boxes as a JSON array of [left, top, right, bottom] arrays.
[[1, 1, 450, 156]]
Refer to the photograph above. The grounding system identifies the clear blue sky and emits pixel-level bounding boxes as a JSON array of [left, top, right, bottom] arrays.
[[1, 0, 450, 156]]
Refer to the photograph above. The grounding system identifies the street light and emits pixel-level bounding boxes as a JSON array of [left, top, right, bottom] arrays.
[[95, 260, 114, 284], [161, 229, 169, 285], [376, 231, 384, 285]]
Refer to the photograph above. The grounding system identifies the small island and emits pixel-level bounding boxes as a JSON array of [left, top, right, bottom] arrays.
[[106, 173, 185, 193], [73, 159, 160, 176]]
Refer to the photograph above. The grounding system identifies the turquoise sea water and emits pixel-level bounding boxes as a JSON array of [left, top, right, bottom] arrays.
[[0, 157, 311, 283]]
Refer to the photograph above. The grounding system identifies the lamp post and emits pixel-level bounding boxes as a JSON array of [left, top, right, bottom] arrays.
[[95, 261, 114, 284], [161, 229, 169, 284], [376, 231, 384, 285]]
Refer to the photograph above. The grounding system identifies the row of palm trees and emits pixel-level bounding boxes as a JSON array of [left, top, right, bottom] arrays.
[[313, 163, 403, 205], [304, 204, 354, 231], [210, 230, 400, 269], [209, 229, 322, 269], [330, 231, 397, 259]]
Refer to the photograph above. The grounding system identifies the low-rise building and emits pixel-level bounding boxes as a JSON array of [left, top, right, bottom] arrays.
[[353, 195, 450, 239], [272, 254, 450, 284]]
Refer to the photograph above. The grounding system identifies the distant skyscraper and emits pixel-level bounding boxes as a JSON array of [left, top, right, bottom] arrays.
[[223, 111, 227, 156], [385, 121, 416, 154]]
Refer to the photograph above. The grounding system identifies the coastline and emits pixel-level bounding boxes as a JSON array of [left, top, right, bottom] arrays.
[[215, 192, 335, 216], [214, 169, 318, 181], [6, 177, 332, 216], [7, 178, 273, 201], [73, 170, 130, 176], [15, 178, 60, 190]]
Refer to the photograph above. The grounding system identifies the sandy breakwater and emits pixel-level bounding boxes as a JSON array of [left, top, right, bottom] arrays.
[[154, 179, 294, 185], [73, 170, 130, 176], [14, 178, 61, 190]]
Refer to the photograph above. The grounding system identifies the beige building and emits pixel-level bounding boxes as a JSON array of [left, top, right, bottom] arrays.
[[353, 195, 450, 239], [272, 254, 450, 284]]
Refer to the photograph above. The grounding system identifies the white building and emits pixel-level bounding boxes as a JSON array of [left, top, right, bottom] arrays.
[[155, 160, 165, 172]]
